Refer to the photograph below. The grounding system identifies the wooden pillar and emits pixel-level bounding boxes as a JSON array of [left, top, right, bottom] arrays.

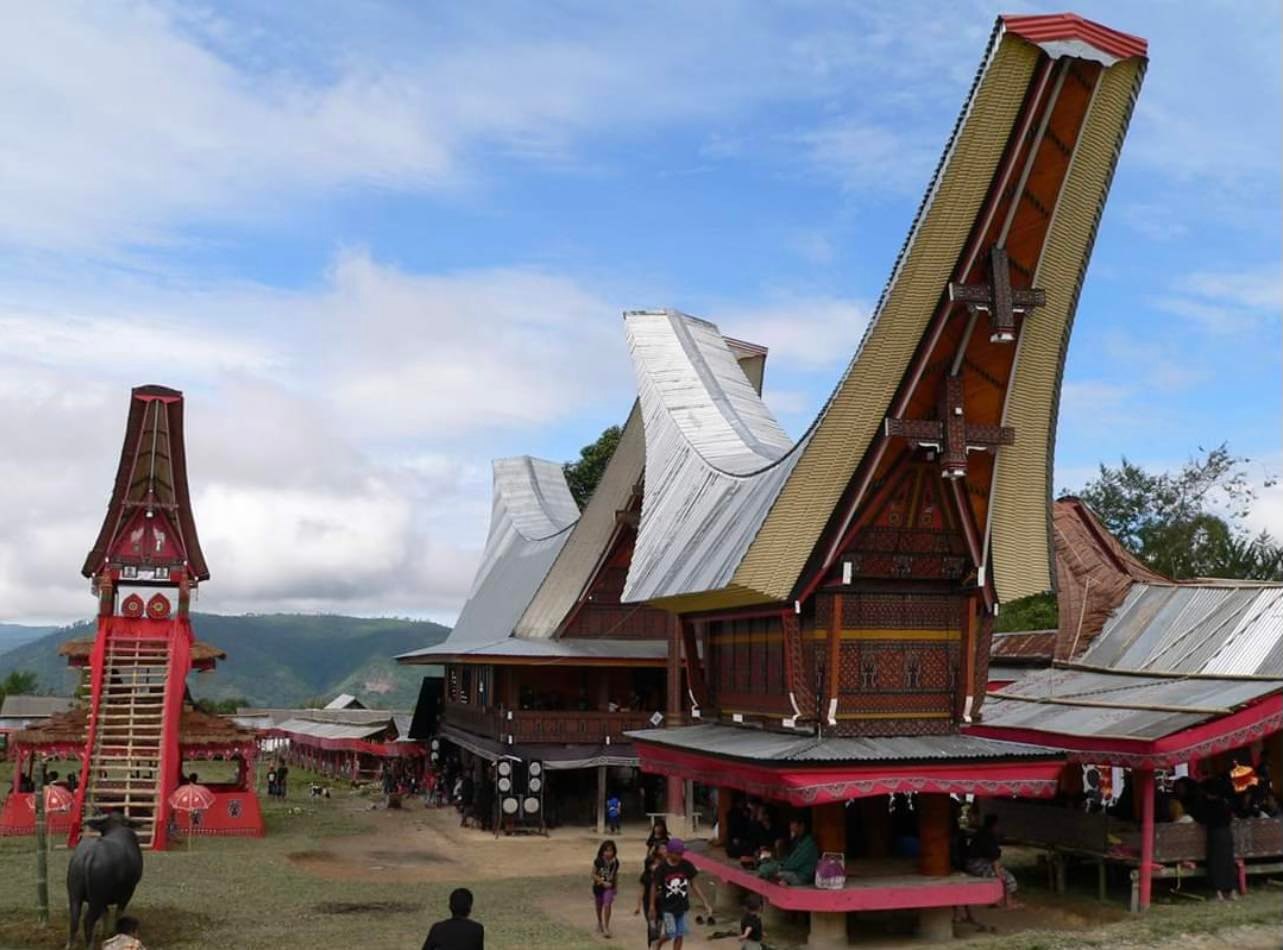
[[665, 615, 685, 824], [807, 800, 848, 948], [858, 796, 891, 859], [596, 765, 607, 835], [715, 786, 733, 846], [1137, 769, 1155, 911], [917, 794, 951, 877], [916, 793, 953, 941]]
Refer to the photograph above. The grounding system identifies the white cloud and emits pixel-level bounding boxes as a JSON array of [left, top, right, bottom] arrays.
[[714, 295, 871, 370], [1156, 266, 1282, 335], [795, 119, 939, 195], [0, 251, 633, 623]]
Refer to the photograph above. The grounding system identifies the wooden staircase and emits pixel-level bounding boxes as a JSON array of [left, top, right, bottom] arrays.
[[79, 635, 172, 848]]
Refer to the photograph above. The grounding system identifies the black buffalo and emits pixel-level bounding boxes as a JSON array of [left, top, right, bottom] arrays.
[[66, 812, 144, 948]]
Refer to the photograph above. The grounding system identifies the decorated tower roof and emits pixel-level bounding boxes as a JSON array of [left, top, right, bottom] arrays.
[[623, 14, 1148, 611], [82, 385, 209, 582]]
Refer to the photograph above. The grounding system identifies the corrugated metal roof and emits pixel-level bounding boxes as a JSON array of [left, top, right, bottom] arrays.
[[622, 310, 802, 604], [399, 637, 667, 663], [324, 693, 362, 710], [0, 695, 74, 719], [407, 456, 578, 654], [1080, 583, 1283, 676], [275, 717, 389, 741], [982, 667, 1283, 741], [627, 722, 1059, 763], [991, 630, 1057, 661]]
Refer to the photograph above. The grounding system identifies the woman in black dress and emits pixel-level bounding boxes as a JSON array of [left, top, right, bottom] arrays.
[[1198, 778, 1238, 900]]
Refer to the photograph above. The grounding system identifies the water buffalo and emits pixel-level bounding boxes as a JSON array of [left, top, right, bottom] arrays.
[[66, 812, 144, 948]]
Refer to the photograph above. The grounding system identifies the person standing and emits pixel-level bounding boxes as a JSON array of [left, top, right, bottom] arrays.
[[606, 791, 623, 835], [1199, 778, 1239, 900], [634, 845, 666, 949], [592, 840, 621, 937], [652, 839, 711, 950], [422, 888, 484, 950]]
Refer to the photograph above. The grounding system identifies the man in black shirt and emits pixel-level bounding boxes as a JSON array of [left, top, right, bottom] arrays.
[[422, 888, 484, 950]]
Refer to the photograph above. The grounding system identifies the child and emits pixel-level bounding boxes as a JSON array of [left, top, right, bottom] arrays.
[[645, 817, 670, 861], [635, 843, 666, 948], [738, 894, 764, 950], [606, 791, 623, 834], [593, 839, 621, 938], [103, 916, 146, 950], [653, 839, 712, 950]]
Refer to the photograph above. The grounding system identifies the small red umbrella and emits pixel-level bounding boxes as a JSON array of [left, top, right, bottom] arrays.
[[25, 784, 75, 815], [168, 783, 216, 850]]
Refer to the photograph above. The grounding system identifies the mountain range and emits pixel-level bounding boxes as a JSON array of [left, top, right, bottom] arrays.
[[0, 613, 448, 708]]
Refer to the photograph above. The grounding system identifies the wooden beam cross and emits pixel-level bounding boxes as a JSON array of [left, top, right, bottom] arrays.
[[884, 376, 1014, 479], [948, 246, 1045, 343]]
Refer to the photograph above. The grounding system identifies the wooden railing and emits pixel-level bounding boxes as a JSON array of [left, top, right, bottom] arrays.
[[984, 798, 1283, 861], [442, 703, 501, 739], [442, 704, 651, 745]]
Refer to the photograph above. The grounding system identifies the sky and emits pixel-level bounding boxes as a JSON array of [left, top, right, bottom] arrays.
[[1, 1, 1279, 626]]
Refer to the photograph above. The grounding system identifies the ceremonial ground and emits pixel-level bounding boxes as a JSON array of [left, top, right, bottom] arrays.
[[1, 768, 1279, 949]]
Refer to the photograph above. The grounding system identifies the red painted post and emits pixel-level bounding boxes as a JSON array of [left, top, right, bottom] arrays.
[[1138, 768, 1155, 910], [665, 615, 685, 822]]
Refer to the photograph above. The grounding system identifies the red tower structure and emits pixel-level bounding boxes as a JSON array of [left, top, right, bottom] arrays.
[[69, 385, 211, 850]]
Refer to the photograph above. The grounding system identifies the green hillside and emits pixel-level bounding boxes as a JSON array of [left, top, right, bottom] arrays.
[[0, 623, 57, 657], [0, 613, 448, 708]]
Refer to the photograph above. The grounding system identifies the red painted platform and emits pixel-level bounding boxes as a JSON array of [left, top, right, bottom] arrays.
[[686, 846, 1002, 912]]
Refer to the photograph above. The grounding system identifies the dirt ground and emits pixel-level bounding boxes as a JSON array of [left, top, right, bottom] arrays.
[[2, 777, 1279, 949], [287, 801, 1283, 950]]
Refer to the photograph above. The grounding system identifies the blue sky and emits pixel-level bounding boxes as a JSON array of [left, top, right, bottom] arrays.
[[0, 1, 1278, 624]]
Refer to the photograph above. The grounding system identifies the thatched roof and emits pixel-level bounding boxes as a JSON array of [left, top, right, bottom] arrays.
[[10, 705, 255, 749], [1052, 497, 1169, 659], [58, 639, 226, 665]]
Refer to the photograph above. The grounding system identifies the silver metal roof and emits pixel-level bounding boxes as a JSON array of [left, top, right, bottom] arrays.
[[622, 310, 803, 602], [0, 695, 73, 719], [982, 667, 1283, 741], [397, 636, 667, 663], [516, 403, 647, 639], [408, 456, 578, 654], [1079, 583, 1283, 676], [274, 717, 390, 741], [627, 722, 1058, 762]]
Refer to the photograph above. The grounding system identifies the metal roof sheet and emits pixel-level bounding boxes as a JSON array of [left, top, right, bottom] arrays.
[[0, 695, 73, 719], [982, 667, 1283, 741], [622, 310, 802, 604], [516, 404, 647, 639], [415, 456, 578, 652], [275, 717, 389, 741], [1080, 583, 1283, 676], [399, 636, 667, 663], [627, 722, 1059, 763]]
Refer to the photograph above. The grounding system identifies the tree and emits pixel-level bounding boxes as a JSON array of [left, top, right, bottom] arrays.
[[995, 592, 1058, 633], [563, 425, 622, 509], [0, 670, 41, 707], [1073, 444, 1282, 581]]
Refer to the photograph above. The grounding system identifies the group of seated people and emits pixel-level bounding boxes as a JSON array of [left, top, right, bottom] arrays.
[[723, 798, 819, 886], [17, 768, 79, 793]]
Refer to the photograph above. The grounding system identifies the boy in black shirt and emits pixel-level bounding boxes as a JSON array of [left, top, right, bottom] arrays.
[[652, 839, 711, 950], [738, 893, 763, 950]]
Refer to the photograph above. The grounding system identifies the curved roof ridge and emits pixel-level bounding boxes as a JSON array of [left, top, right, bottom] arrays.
[[492, 455, 579, 542], [625, 309, 793, 477]]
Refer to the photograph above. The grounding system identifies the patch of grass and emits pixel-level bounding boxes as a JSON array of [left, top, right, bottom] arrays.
[[0, 772, 607, 949]]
